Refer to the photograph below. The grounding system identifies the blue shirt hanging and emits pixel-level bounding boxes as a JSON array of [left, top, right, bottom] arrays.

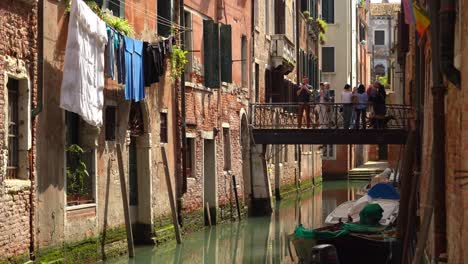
[[124, 36, 145, 102]]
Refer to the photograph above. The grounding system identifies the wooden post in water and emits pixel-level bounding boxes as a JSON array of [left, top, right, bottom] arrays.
[[116, 143, 135, 257], [206, 202, 212, 227], [232, 175, 242, 221], [161, 146, 182, 244]]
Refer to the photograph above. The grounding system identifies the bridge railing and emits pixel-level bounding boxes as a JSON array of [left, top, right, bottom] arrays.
[[249, 103, 413, 130]]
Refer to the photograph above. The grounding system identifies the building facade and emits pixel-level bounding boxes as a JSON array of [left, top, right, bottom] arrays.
[[0, 0, 38, 261], [398, 0, 467, 263]]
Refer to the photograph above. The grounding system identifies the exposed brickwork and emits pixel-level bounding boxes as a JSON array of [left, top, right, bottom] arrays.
[[322, 145, 349, 179], [0, 0, 38, 260]]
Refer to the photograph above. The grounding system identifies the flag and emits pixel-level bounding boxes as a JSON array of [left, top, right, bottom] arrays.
[[402, 0, 415, 25], [412, 2, 430, 37]]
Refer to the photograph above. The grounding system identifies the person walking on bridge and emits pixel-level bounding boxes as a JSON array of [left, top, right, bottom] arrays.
[[355, 84, 368, 129], [341, 84, 353, 129], [297, 77, 312, 128]]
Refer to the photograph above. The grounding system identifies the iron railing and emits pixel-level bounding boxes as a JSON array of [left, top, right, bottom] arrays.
[[250, 103, 413, 130]]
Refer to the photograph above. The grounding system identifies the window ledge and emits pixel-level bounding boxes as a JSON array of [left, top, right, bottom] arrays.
[[4, 179, 31, 193], [66, 203, 97, 212], [322, 72, 336, 75], [185, 81, 213, 93]]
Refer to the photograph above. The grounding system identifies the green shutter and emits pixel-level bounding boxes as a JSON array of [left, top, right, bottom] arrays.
[[220, 24, 232, 83], [204, 19, 214, 87], [322, 0, 328, 22], [329, 0, 334, 23], [212, 23, 220, 87]]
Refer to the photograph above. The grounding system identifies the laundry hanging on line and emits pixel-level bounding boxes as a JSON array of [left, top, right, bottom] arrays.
[[60, 0, 107, 127], [60, 0, 177, 127]]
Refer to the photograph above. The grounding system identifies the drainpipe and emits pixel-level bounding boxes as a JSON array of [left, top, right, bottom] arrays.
[[32, 0, 43, 118], [28, 0, 43, 259], [439, 0, 461, 88]]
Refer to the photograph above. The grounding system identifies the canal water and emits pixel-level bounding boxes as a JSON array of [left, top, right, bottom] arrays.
[[108, 181, 363, 264]]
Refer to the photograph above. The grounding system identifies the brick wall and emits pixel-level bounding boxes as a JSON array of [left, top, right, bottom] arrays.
[[322, 145, 349, 179], [0, 0, 38, 260]]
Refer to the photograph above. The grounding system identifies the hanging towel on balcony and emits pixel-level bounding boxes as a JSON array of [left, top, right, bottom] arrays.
[[124, 36, 145, 102], [60, 0, 108, 127]]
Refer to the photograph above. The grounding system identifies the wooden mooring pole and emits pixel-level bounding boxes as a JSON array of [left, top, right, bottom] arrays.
[[232, 175, 242, 221], [161, 146, 182, 244], [116, 143, 135, 257]]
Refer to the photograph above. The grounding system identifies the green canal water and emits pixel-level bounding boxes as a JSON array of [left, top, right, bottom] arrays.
[[108, 181, 363, 264]]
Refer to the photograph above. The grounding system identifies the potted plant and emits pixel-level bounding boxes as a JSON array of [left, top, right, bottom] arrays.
[[316, 18, 328, 33], [66, 144, 91, 206], [307, 17, 314, 25], [303, 11, 310, 18]]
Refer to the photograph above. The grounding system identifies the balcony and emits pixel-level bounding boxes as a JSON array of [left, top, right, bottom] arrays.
[[270, 34, 296, 75]]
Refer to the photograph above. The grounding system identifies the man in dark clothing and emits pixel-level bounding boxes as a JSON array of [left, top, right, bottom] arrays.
[[297, 77, 312, 128]]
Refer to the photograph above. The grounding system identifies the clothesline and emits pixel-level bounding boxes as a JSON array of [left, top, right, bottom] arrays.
[[106, 0, 192, 32]]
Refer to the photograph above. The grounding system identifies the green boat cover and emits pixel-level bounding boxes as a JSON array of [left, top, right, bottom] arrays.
[[359, 203, 384, 226], [293, 204, 387, 240]]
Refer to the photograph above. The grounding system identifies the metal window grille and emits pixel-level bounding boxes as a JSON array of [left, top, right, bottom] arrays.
[[160, 113, 168, 143], [7, 79, 19, 179]]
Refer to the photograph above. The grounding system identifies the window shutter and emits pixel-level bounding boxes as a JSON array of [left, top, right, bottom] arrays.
[[329, 0, 334, 23], [220, 24, 232, 83], [212, 23, 220, 87], [204, 19, 214, 87], [322, 0, 328, 22]]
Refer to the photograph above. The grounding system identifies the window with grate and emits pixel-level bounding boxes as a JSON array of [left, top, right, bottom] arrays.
[[186, 138, 195, 178], [322, 47, 335, 72], [360, 23, 366, 42], [7, 79, 19, 179], [375, 30, 385, 45], [223, 128, 231, 170], [160, 112, 168, 143], [105, 106, 116, 141], [322, 144, 336, 160]]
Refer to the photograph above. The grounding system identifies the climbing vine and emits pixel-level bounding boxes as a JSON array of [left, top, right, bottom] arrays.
[[170, 46, 188, 81]]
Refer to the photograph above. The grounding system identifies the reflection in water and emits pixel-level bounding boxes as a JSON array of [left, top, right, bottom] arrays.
[[107, 181, 362, 264]]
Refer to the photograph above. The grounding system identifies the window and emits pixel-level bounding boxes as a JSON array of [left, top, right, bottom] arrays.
[[322, 0, 334, 23], [359, 23, 366, 42], [95, 0, 124, 17], [186, 138, 195, 178], [275, 0, 285, 34], [255, 63, 259, 102], [184, 11, 193, 81], [65, 111, 96, 206], [7, 79, 19, 179], [322, 144, 336, 160], [158, 0, 172, 36], [241, 35, 247, 87], [223, 128, 231, 170], [105, 106, 116, 141], [301, 0, 308, 12], [283, 145, 288, 163], [375, 30, 385, 45], [322, 47, 335, 72], [160, 112, 168, 143]]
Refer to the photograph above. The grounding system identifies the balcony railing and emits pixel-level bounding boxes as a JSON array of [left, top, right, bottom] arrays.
[[250, 103, 412, 130], [270, 34, 296, 69]]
